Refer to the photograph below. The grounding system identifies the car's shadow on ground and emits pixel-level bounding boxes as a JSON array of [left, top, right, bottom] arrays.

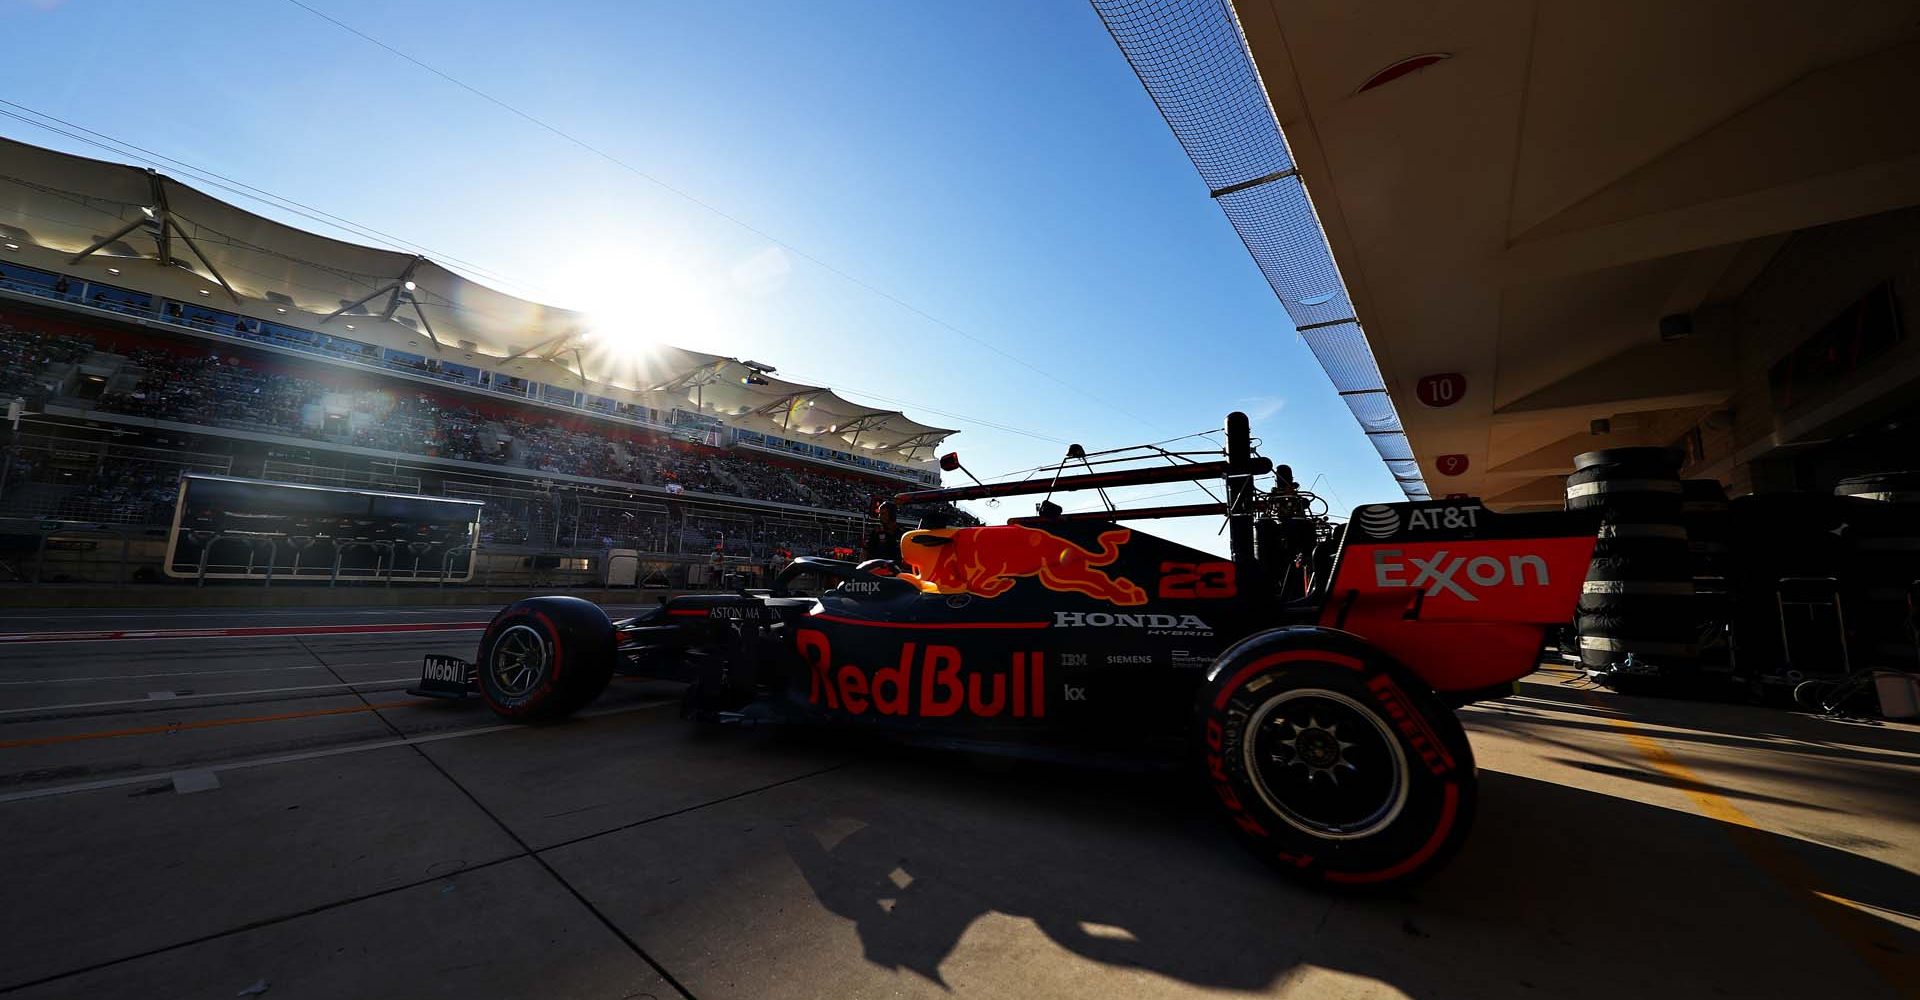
[[768, 736, 1919, 998]]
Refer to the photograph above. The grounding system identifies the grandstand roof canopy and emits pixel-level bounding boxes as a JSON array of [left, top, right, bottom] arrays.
[[0, 136, 954, 460]]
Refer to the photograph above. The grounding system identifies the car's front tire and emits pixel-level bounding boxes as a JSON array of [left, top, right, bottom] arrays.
[[1197, 628, 1476, 890], [476, 597, 615, 722]]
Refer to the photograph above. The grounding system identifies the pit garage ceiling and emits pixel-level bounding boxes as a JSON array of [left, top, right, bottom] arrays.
[[1231, 0, 1920, 506]]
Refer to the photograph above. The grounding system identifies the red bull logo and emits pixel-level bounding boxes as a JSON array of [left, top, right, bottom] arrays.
[[797, 630, 1046, 719], [898, 525, 1148, 606]]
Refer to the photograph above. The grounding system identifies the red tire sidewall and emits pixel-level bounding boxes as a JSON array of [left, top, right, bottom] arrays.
[[477, 607, 568, 719], [1199, 642, 1475, 888]]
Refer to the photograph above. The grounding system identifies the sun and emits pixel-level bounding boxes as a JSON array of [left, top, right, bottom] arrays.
[[562, 248, 735, 365]]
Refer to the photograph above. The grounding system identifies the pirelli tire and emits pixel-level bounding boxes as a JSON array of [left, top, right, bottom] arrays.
[[1196, 629, 1476, 891], [476, 596, 616, 722]]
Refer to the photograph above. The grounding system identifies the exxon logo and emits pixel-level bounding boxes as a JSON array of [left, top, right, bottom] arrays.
[[1372, 548, 1549, 601]]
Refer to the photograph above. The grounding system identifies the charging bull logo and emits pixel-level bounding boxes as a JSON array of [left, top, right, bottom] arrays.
[[898, 525, 1148, 605]]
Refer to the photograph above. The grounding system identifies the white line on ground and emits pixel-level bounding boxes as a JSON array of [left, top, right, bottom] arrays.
[[0, 678, 417, 717], [0, 610, 499, 622], [0, 658, 427, 686], [0, 699, 676, 805], [171, 770, 220, 795], [0, 607, 656, 622], [0, 623, 487, 644]]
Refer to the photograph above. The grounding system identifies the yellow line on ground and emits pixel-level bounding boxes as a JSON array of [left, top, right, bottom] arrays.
[[1594, 704, 1918, 995]]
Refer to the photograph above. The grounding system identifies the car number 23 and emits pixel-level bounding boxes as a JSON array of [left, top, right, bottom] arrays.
[[1159, 561, 1236, 599]]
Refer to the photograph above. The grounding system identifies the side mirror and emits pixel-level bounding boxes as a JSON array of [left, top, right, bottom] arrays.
[[939, 452, 961, 472]]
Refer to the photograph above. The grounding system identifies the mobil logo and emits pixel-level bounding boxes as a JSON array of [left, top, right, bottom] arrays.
[[899, 525, 1147, 605]]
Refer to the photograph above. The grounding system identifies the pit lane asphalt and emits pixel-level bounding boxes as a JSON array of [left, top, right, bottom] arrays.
[[0, 605, 1915, 999]]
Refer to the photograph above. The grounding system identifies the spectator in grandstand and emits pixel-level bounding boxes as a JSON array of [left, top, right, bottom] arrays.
[[2, 316, 927, 537]]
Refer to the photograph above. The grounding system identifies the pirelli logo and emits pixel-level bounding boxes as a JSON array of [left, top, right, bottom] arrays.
[[1366, 674, 1455, 776]]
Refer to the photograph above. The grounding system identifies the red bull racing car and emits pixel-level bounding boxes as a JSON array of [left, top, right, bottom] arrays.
[[414, 413, 1598, 888]]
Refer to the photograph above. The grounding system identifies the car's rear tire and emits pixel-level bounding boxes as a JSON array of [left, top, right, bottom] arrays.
[[1197, 629, 1476, 890], [476, 597, 615, 722]]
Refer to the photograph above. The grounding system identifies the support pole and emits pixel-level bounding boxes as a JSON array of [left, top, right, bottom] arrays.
[[379, 259, 425, 321], [411, 297, 442, 352], [33, 526, 49, 584], [322, 282, 399, 323], [67, 217, 146, 266], [150, 172, 173, 269], [169, 222, 242, 305], [197, 535, 217, 587], [1225, 410, 1259, 596]]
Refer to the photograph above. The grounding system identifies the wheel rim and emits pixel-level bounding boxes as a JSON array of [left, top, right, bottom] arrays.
[[489, 624, 550, 698], [1242, 687, 1410, 840]]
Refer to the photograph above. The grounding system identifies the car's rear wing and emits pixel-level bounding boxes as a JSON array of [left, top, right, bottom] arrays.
[[1319, 502, 1601, 693], [898, 412, 1277, 587]]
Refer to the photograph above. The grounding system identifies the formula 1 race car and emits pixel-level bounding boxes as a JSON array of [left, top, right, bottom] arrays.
[[414, 413, 1599, 887]]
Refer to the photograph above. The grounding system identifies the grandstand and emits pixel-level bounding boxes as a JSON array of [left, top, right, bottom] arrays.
[[0, 137, 971, 584]]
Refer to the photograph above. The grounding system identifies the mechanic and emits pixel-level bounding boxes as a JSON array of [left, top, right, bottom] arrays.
[[864, 498, 902, 562]]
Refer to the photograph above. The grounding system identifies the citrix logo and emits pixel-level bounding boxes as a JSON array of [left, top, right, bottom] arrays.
[[1371, 548, 1549, 601]]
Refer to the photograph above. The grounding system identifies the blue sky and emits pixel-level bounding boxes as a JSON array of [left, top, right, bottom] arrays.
[[1, 0, 1399, 552]]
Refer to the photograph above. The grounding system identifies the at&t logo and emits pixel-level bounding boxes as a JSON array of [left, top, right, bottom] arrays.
[[1354, 505, 1401, 539]]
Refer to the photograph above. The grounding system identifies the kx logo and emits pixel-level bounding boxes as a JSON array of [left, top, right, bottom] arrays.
[[1063, 685, 1087, 702], [1371, 549, 1549, 601]]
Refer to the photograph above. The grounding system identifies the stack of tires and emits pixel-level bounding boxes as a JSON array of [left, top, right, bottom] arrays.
[[1565, 448, 1695, 690]]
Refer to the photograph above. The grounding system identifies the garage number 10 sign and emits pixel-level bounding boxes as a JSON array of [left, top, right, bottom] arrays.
[[1415, 373, 1466, 408]]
